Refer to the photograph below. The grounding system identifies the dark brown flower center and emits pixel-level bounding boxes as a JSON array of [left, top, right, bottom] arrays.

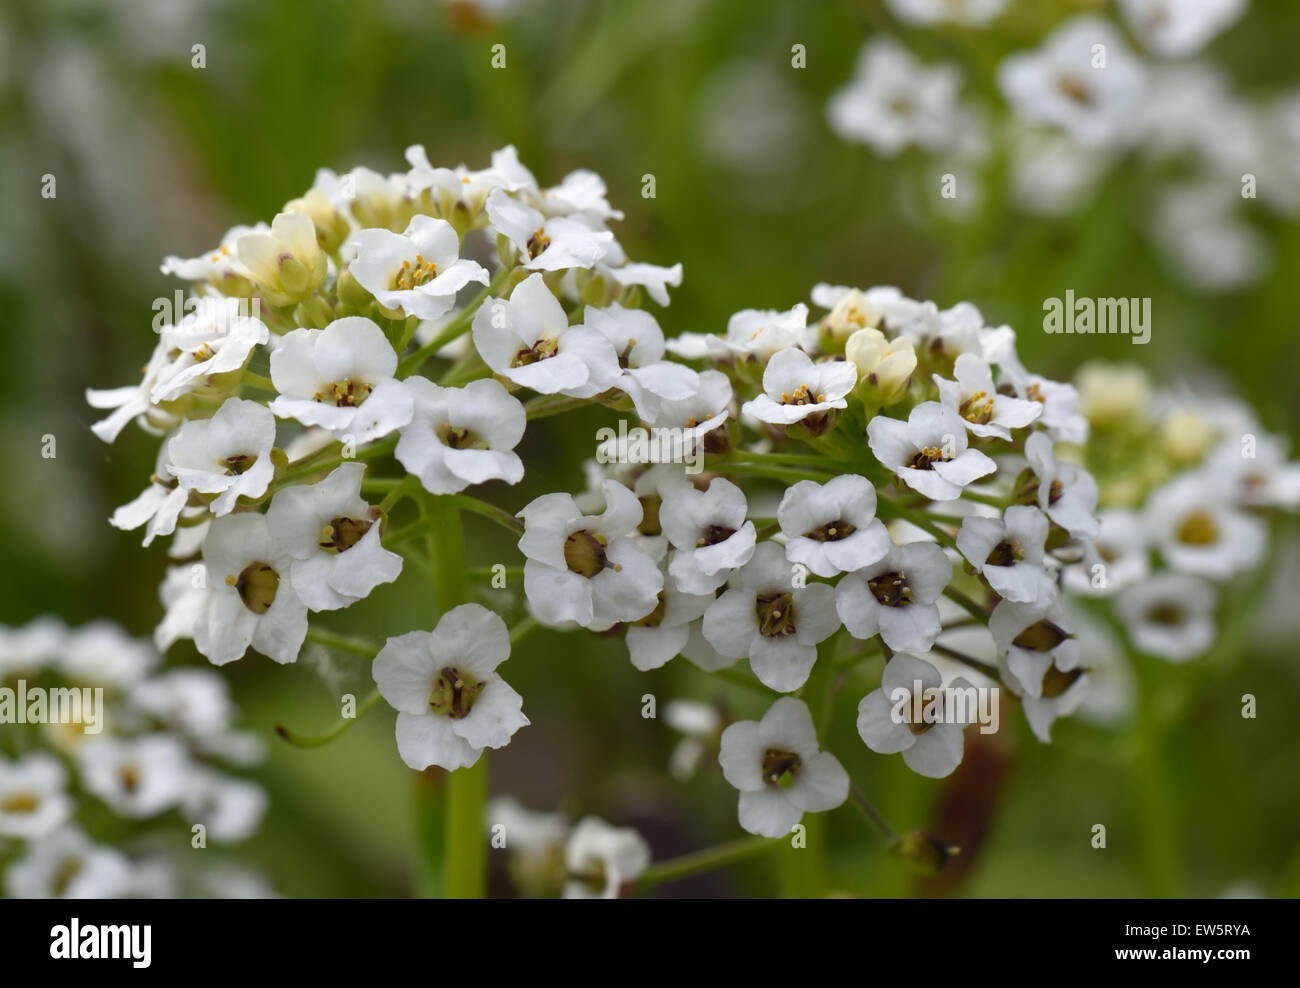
[[756, 591, 797, 638], [868, 571, 913, 608]]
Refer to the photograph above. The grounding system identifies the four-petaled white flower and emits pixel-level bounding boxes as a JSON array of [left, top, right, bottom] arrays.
[[997, 16, 1146, 150], [265, 463, 403, 612], [1145, 474, 1265, 579], [348, 214, 489, 320], [667, 304, 810, 362], [485, 188, 613, 271], [935, 353, 1042, 440], [471, 273, 621, 396], [196, 513, 308, 666], [6, 826, 133, 899], [1115, 572, 1216, 661], [718, 697, 849, 838], [270, 317, 414, 442], [1118, 0, 1247, 59], [702, 542, 840, 692], [742, 349, 857, 426], [857, 652, 973, 778], [1062, 509, 1149, 597], [662, 477, 757, 594], [778, 475, 892, 578], [165, 397, 277, 515], [372, 604, 529, 772], [395, 377, 525, 495], [0, 753, 74, 839], [518, 479, 663, 629], [956, 505, 1057, 603], [77, 734, 190, 819], [582, 304, 697, 418], [1024, 431, 1100, 539], [835, 541, 951, 653], [868, 402, 997, 501], [989, 595, 1081, 703], [153, 297, 270, 405]]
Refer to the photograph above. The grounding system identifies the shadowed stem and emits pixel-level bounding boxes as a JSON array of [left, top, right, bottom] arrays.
[[636, 837, 782, 890]]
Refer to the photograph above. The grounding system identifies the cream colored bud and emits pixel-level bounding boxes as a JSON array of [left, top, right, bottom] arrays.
[[847, 328, 916, 405], [1076, 362, 1150, 429]]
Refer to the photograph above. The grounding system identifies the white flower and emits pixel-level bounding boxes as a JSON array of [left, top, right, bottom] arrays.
[[989, 596, 1080, 701], [485, 188, 613, 271], [667, 303, 809, 362], [778, 475, 892, 578], [404, 143, 536, 224], [1116, 572, 1216, 661], [885, 0, 1008, 26], [532, 168, 624, 222], [639, 369, 734, 452], [471, 273, 620, 397], [236, 210, 328, 307], [857, 652, 973, 778], [665, 699, 723, 781], [348, 214, 489, 320], [626, 569, 716, 672], [662, 478, 757, 594], [269, 317, 414, 442], [563, 816, 651, 898], [742, 349, 856, 426], [935, 353, 1041, 440], [5, 826, 133, 899], [997, 16, 1146, 149], [59, 621, 159, 689], [86, 339, 181, 443], [161, 223, 259, 289], [77, 733, 189, 819], [266, 463, 403, 612], [0, 617, 64, 680], [154, 565, 208, 652], [956, 506, 1057, 603], [373, 604, 528, 772], [868, 402, 996, 501], [180, 769, 268, 843], [1000, 367, 1089, 445], [395, 377, 525, 495], [1062, 509, 1150, 596], [828, 38, 967, 156], [129, 668, 235, 742], [1023, 432, 1100, 539], [835, 541, 951, 652], [718, 697, 848, 838], [109, 445, 188, 547], [152, 297, 270, 404], [518, 479, 663, 628], [1118, 0, 1247, 58], [195, 513, 308, 666], [580, 244, 684, 307], [165, 397, 277, 515], [485, 796, 569, 854], [581, 304, 697, 417], [1146, 474, 1267, 578], [0, 753, 73, 839], [1208, 434, 1300, 510], [702, 542, 839, 692]]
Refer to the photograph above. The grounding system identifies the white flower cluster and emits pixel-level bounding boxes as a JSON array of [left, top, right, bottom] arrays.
[[1069, 363, 1300, 663], [828, 2, 1298, 291], [93, 142, 1298, 894], [0, 617, 271, 899]]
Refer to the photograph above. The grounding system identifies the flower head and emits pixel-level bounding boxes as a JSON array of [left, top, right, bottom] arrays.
[[718, 697, 849, 838], [372, 604, 528, 772]]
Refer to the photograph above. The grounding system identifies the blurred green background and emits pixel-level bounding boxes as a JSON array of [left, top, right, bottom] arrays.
[[2, 0, 1297, 897]]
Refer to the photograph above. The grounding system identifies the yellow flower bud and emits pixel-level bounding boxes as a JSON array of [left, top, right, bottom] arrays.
[[846, 328, 916, 405]]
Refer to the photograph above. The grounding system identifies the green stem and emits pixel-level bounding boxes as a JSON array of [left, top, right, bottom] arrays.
[[636, 837, 782, 889], [445, 494, 524, 534], [275, 689, 381, 748], [942, 586, 991, 623], [304, 626, 381, 658], [422, 495, 487, 899]]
